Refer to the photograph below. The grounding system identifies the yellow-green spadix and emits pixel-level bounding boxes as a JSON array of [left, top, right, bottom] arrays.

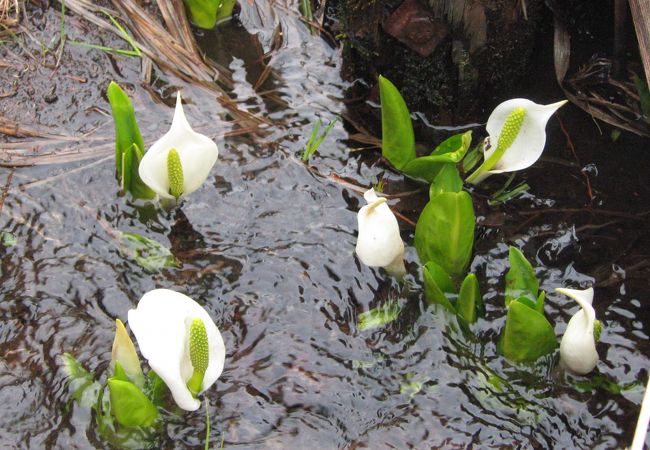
[[556, 287, 599, 375], [138, 92, 219, 200], [355, 188, 406, 277], [127, 289, 226, 411], [467, 98, 567, 184]]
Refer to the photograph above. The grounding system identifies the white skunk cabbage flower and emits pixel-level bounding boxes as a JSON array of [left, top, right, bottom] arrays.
[[138, 92, 219, 200], [557, 287, 599, 375], [355, 188, 406, 277], [111, 318, 145, 388], [128, 289, 226, 411], [467, 99, 567, 184]]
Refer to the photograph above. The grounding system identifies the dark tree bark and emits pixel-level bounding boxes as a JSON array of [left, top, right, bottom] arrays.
[[332, 0, 546, 123]]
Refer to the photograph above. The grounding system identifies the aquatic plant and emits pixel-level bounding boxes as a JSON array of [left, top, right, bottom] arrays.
[[128, 289, 226, 411], [107, 82, 155, 200], [184, 0, 236, 29], [498, 247, 557, 363], [138, 93, 220, 201], [301, 118, 337, 161], [557, 287, 601, 375], [378, 75, 471, 182], [355, 188, 406, 277], [466, 99, 568, 184]]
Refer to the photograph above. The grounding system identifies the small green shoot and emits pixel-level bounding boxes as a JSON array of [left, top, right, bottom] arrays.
[[301, 118, 337, 162], [1, 231, 17, 247], [488, 174, 530, 205], [70, 12, 141, 57], [300, 0, 317, 34]]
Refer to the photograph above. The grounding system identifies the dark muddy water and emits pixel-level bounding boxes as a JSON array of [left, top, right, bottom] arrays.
[[1, 1, 649, 449]]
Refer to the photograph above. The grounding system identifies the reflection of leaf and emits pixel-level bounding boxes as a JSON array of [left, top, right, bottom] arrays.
[[499, 301, 556, 362], [414, 191, 475, 280], [1, 231, 17, 247], [117, 231, 179, 272], [62, 353, 102, 409], [358, 300, 401, 331], [379, 75, 416, 170], [145, 370, 168, 407], [573, 373, 643, 394], [505, 247, 539, 308]]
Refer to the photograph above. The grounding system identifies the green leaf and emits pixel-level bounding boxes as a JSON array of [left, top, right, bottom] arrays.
[[0, 231, 17, 247], [429, 164, 463, 199], [117, 231, 179, 272], [632, 73, 650, 117], [216, 0, 237, 21], [379, 75, 416, 170], [499, 300, 557, 363], [401, 131, 472, 182], [457, 273, 482, 324], [358, 300, 401, 331], [108, 378, 158, 428], [184, 0, 220, 29], [505, 246, 539, 307], [414, 191, 475, 280], [107, 82, 155, 199], [62, 353, 102, 409], [422, 261, 456, 312]]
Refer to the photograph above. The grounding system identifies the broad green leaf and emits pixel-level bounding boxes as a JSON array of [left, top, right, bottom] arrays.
[[401, 131, 471, 182], [505, 246, 539, 307], [422, 261, 455, 312], [184, 0, 220, 29], [358, 300, 401, 331], [117, 231, 179, 272], [62, 353, 102, 409], [379, 75, 416, 170], [107, 82, 154, 199], [108, 378, 158, 428], [457, 273, 482, 324], [216, 0, 237, 21], [499, 300, 557, 363], [0, 231, 17, 247], [429, 163, 463, 199], [414, 191, 475, 279]]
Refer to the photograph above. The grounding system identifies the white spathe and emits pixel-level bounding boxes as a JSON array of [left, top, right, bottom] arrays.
[[128, 289, 226, 411], [139, 93, 219, 200], [476, 99, 567, 183], [355, 188, 405, 276], [557, 287, 599, 375]]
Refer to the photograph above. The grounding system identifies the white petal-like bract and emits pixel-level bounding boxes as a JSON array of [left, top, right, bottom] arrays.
[[474, 99, 566, 183], [128, 289, 226, 411], [139, 93, 219, 200], [557, 287, 599, 375], [355, 189, 405, 276]]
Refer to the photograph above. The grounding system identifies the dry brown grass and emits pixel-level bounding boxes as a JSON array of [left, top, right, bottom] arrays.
[[0, 0, 20, 28]]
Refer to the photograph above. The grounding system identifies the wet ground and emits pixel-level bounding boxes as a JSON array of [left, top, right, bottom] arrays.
[[1, 1, 649, 449]]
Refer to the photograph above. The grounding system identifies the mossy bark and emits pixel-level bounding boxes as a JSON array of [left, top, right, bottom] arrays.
[[333, 0, 545, 123]]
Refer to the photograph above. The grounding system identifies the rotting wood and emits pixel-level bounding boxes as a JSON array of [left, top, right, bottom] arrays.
[[629, 0, 650, 90]]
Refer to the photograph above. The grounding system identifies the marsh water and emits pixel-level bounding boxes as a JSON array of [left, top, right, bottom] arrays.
[[1, 1, 649, 448]]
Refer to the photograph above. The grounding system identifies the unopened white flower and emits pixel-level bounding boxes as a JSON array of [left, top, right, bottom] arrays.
[[111, 318, 145, 388], [138, 92, 219, 200], [355, 188, 406, 277], [128, 289, 226, 411], [557, 287, 599, 375], [467, 99, 567, 184]]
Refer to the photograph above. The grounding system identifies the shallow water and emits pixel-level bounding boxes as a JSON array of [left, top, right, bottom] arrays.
[[1, 1, 649, 449]]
